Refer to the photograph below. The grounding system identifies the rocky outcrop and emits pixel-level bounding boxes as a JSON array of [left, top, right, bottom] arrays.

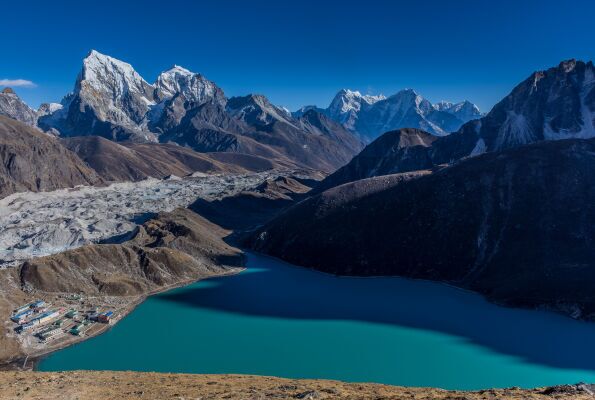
[[0, 116, 102, 199], [249, 138, 595, 319], [320, 89, 482, 140]]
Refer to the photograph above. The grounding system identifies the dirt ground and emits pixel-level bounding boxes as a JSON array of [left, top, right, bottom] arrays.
[[0, 371, 592, 400]]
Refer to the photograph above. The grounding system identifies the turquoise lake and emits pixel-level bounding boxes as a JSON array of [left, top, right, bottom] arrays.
[[39, 252, 595, 390]]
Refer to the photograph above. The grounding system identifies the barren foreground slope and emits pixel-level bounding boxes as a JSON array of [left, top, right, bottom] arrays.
[[0, 371, 592, 400]]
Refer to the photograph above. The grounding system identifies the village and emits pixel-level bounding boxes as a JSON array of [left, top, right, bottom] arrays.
[[9, 296, 116, 346]]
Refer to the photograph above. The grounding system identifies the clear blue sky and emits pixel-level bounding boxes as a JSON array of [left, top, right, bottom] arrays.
[[1, 0, 593, 112]]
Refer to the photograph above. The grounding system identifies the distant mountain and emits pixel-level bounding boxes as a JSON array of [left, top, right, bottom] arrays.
[[0, 116, 102, 199], [326, 89, 386, 132], [291, 105, 326, 119], [39, 50, 363, 172], [0, 88, 38, 126], [298, 88, 482, 141], [316, 59, 595, 190], [434, 100, 482, 123], [248, 136, 595, 320]]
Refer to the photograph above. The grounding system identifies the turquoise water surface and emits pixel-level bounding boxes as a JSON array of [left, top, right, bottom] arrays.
[[39, 252, 595, 390]]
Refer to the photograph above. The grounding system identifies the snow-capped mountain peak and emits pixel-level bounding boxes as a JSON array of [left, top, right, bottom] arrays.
[[81, 50, 154, 99], [327, 89, 386, 130], [74, 50, 157, 131], [40, 50, 230, 141], [319, 88, 482, 140], [433, 100, 454, 111], [433, 100, 483, 122], [330, 89, 385, 113], [154, 65, 226, 106]]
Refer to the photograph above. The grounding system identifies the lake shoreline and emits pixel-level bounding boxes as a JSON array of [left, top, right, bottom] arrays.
[[37, 252, 595, 390], [0, 266, 245, 372]]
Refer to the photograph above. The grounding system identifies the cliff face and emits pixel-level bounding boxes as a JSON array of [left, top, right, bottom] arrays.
[[249, 138, 595, 319]]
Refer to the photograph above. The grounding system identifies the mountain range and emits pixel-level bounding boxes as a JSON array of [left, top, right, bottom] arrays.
[[0, 50, 485, 175], [30, 50, 363, 172], [295, 88, 483, 141]]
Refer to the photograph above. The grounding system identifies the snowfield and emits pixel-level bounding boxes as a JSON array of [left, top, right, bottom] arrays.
[[0, 171, 290, 268]]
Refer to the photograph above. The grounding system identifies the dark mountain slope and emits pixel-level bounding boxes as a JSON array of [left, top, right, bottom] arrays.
[[0, 116, 102, 199], [190, 176, 313, 230], [249, 138, 595, 319], [313, 128, 436, 193]]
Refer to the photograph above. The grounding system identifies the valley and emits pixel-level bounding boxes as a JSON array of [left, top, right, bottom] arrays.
[[0, 11, 594, 396]]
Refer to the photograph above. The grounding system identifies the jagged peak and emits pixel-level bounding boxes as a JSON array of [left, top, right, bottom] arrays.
[[334, 89, 385, 104], [83, 49, 134, 71], [228, 93, 271, 107], [559, 59, 577, 73], [154, 64, 224, 105], [80, 50, 151, 92], [338, 88, 361, 97], [435, 100, 481, 114], [226, 93, 296, 126], [1, 87, 15, 95], [158, 64, 196, 78], [389, 88, 419, 99]]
